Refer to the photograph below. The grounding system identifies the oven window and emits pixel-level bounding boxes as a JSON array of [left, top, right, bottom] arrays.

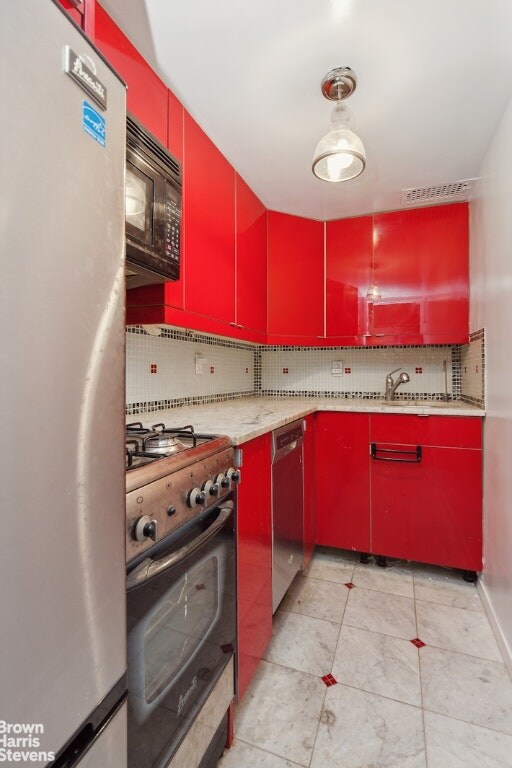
[[144, 556, 219, 704], [126, 164, 151, 234]]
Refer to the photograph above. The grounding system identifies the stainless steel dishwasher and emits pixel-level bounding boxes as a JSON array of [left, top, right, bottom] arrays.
[[271, 419, 305, 612]]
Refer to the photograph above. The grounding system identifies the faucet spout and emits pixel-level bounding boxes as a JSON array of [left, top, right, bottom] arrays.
[[385, 368, 410, 400]]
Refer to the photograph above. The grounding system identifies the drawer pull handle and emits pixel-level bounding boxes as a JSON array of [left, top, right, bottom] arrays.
[[370, 443, 422, 463]]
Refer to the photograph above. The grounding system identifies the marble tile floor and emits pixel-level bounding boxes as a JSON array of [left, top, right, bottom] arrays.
[[218, 547, 512, 768]]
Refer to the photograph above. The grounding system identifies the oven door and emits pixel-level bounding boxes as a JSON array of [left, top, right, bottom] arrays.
[[126, 500, 235, 768]]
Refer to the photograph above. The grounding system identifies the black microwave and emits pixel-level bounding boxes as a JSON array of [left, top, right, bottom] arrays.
[[125, 115, 182, 288]]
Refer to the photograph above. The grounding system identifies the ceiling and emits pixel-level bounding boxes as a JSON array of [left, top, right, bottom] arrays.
[[102, 0, 512, 221]]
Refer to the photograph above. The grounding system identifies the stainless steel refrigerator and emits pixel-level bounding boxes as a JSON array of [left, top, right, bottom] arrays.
[[0, 2, 127, 766]]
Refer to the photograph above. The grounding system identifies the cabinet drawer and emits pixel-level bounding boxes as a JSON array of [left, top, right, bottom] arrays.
[[370, 414, 482, 449]]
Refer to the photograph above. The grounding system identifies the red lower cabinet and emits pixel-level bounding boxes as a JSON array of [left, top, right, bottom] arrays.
[[315, 413, 371, 552], [303, 414, 316, 568], [370, 415, 482, 571], [315, 412, 482, 572], [236, 433, 272, 700]]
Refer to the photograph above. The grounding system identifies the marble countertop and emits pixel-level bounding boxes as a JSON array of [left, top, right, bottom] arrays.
[[127, 396, 485, 445]]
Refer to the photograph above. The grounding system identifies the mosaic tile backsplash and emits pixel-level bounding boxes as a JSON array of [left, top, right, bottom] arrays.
[[126, 325, 486, 414], [460, 329, 485, 407]]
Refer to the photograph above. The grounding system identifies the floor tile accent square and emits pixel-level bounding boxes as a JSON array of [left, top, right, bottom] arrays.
[[264, 609, 339, 676], [411, 638, 426, 648], [332, 625, 422, 707], [234, 660, 326, 766], [420, 646, 512, 734], [343, 586, 417, 640], [310, 685, 426, 768], [321, 673, 337, 687]]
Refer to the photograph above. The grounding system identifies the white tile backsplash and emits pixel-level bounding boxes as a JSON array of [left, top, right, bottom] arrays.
[[261, 346, 454, 398], [126, 328, 255, 406], [125, 327, 486, 414]]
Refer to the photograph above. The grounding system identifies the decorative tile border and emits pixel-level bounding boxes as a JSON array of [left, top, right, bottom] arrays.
[[125, 390, 257, 416], [125, 324, 481, 415]]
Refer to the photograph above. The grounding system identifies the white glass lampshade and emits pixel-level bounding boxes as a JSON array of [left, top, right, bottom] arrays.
[[312, 103, 366, 182]]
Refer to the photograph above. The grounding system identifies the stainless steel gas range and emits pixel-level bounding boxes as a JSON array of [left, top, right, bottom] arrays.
[[125, 423, 238, 768]]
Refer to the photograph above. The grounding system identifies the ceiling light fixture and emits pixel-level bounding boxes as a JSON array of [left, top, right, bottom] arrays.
[[312, 67, 366, 183]]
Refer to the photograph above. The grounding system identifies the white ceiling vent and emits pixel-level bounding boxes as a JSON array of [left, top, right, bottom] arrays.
[[401, 179, 475, 207]]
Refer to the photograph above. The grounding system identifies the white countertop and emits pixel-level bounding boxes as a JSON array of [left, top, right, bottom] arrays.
[[127, 396, 485, 445]]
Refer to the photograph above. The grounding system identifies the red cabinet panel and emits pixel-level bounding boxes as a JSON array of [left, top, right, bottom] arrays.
[[236, 433, 272, 700], [303, 414, 316, 568], [94, 5, 168, 144], [370, 415, 482, 571], [370, 414, 482, 449], [235, 175, 267, 335], [167, 89, 184, 162], [326, 216, 372, 341], [183, 113, 235, 324], [315, 413, 371, 552], [267, 212, 324, 341], [371, 203, 468, 344]]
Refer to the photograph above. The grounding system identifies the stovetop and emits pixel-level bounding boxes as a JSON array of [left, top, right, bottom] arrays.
[[126, 422, 218, 470], [125, 421, 237, 561]]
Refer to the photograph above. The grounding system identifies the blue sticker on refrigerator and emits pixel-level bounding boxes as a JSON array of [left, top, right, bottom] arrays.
[[82, 100, 106, 147]]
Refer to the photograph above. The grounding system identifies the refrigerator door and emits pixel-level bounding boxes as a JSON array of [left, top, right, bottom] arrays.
[[77, 703, 128, 768], [0, 1, 126, 760]]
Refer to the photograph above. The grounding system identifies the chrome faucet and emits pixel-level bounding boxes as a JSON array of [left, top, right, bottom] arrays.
[[385, 367, 410, 400]]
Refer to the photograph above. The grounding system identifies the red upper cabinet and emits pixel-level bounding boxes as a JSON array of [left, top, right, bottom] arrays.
[[94, 5, 168, 144], [235, 175, 267, 335], [183, 113, 236, 324], [267, 212, 324, 342], [326, 215, 373, 342], [371, 203, 468, 344], [167, 89, 184, 163]]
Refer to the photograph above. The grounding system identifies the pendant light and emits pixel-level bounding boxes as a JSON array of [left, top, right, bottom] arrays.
[[312, 67, 366, 183]]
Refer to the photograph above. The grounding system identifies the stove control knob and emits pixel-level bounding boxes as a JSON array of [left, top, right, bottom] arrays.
[[215, 473, 228, 488], [226, 467, 241, 484], [188, 488, 206, 508], [203, 480, 219, 497], [134, 515, 158, 542]]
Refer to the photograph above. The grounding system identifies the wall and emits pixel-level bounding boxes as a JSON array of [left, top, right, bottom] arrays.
[[470, 91, 512, 667]]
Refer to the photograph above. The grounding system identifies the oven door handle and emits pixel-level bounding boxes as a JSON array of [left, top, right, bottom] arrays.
[[126, 502, 233, 590]]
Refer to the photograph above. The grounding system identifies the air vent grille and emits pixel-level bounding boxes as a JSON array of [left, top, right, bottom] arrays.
[[127, 115, 181, 180], [401, 179, 474, 207]]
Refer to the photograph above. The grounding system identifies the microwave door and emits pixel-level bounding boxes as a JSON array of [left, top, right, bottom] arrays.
[[126, 161, 153, 246]]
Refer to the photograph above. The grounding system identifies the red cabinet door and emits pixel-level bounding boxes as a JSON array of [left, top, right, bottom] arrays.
[[267, 212, 324, 341], [236, 433, 272, 700], [183, 113, 235, 324], [326, 216, 373, 342], [303, 414, 316, 568], [94, 6, 168, 144], [371, 203, 468, 344], [370, 415, 482, 570], [235, 175, 267, 335], [315, 413, 371, 552]]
